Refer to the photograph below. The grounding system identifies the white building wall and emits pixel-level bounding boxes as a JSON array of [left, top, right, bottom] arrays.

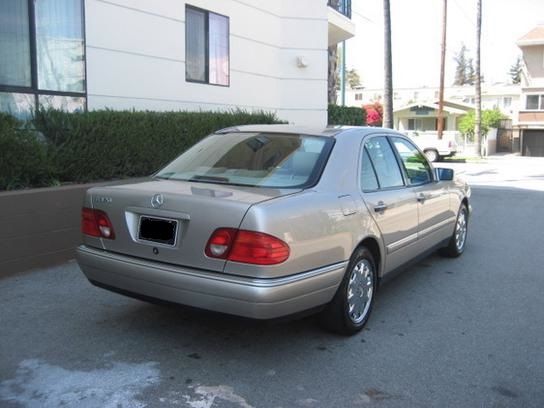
[[85, 0, 329, 126]]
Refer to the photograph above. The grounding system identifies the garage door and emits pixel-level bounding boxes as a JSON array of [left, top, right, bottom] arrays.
[[523, 130, 544, 157]]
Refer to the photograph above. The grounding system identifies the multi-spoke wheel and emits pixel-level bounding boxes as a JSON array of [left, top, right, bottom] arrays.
[[321, 247, 377, 335], [440, 204, 469, 257], [347, 259, 374, 324]]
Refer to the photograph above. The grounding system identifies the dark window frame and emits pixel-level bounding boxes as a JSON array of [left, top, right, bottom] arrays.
[[525, 94, 544, 111], [0, 0, 88, 111], [360, 135, 407, 193], [389, 136, 434, 186], [185, 4, 230, 87], [360, 145, 381, 192]]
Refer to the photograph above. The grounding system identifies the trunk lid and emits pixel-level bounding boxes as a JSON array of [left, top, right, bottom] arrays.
[[85, 179, 299, 272]]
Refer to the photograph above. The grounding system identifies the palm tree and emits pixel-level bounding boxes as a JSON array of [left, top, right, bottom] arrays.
[[475, 0, 482, 155], [383, 0, 393, 128]]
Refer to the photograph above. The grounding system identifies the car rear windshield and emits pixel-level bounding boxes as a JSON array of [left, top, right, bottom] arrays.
[[156, 132, 333, 188]]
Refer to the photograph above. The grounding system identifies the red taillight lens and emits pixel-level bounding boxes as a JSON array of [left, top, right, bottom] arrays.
[[81, 208, 115, 239], [205, 228, 290, 265], [229, 230, 290, 265]]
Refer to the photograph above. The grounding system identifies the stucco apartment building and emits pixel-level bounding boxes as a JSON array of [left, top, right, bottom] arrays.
[[0, 0, 355, 127], [517, 24, 544, 156]]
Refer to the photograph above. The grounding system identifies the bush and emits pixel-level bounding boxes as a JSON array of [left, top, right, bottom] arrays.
[[458, 108, 505, 141], [30, 108, 284, 184], [0, 113, 52, 190], [328, 104, 366, 126]]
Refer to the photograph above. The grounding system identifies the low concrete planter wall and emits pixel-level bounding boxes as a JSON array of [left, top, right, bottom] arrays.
[[0, 180, 138, 278]]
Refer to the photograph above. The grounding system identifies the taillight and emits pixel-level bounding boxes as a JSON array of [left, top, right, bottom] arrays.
[[205, 228, 237, 258], [81, 207, 115, 239], [205, 228, 290, 265]]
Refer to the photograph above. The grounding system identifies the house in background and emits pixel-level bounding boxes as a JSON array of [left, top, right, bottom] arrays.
[[0, 0, 355, 126], [517, 24, 544, 156], [346, 83, 520, 120], [393, 100, 472, 137]]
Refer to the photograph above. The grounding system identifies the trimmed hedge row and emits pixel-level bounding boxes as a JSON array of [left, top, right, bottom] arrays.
[[1, 105, 368, 191], [1, 109, 283, 190], [0, 113, 53, 190], [328, 104, 366, 126]]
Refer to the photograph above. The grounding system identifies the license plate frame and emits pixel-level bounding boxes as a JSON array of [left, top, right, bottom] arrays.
[[138, 216, 178, 247]]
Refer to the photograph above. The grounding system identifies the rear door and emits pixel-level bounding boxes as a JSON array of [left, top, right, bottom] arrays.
[[389, 136, 453, 247], [359, 136, 419, 273]]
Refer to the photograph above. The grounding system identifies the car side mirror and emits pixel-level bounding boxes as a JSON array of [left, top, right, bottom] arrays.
[[435, 168, 454, 181]]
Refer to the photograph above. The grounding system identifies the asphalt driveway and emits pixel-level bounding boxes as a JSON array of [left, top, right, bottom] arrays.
[[1, 156, 544, 408]]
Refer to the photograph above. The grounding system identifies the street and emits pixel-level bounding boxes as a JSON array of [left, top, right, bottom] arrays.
[[1, 156, 544, 408]]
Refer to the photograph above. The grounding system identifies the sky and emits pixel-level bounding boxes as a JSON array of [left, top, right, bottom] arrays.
[[347, 0, 544, 89]]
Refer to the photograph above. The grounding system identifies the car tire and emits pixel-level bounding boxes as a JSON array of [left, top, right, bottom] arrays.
[[439, 204, 468, 258], [320, 247, 377, 335], [424, 149, 439, 162]]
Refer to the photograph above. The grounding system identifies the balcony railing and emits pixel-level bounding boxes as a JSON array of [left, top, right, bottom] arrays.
[[328, 0, 352, 19]]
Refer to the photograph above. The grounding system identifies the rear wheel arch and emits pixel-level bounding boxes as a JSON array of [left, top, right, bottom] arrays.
[[355, 237, 382, 284], [461, 197, 470, 215]]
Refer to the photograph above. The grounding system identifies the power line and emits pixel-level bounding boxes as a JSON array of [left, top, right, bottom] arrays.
[[351, 9, 375, 24], [452, 0, 474, 27]]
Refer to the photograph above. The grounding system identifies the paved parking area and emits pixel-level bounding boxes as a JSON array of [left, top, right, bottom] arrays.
[[1, 156, 544, 407]]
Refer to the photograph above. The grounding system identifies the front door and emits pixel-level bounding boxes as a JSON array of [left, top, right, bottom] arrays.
[[389, 136, 453, 248]]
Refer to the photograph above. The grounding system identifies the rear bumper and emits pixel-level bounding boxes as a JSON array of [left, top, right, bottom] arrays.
[[76, 245, 346, 319]]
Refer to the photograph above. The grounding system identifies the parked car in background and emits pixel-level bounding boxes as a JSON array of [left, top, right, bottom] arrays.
[[77, 125, 471, 335], [407, 132, 458, 162]]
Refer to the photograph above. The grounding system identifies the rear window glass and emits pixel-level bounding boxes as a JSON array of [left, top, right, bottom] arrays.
[[156, 132, 333, 188]]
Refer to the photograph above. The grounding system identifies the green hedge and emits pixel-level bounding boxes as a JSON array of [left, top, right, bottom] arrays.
[[328, 104, 366, 126], [0, 113, 52, 190], [0, 109, 283, 190]]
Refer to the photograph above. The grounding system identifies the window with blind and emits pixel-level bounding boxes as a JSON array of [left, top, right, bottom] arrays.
[[186, 5, 229, 86]]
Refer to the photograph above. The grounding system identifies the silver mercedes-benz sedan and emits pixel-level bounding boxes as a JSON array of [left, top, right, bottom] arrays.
[[77, 125, 470, 334]]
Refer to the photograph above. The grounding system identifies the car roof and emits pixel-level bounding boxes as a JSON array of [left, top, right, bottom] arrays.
[[214, 124, 394, 138]]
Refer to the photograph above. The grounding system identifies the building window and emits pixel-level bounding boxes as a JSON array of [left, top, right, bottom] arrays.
[[186, 5, 229, 86], [408, 118, 422, 131], [35, 0, 85, 92], [0, 1, 31, 87], [355, 93, 362, 101], [503, 97, 512, 108], [526, 95, 544, 110], [0, 0, 86, 118]]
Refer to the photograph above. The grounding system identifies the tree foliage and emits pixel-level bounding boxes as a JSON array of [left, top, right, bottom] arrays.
[[509, 57, 522, 85], [458, 109, 504, 141], [346, 68, 361, 89], [453, 45, 475, 86]]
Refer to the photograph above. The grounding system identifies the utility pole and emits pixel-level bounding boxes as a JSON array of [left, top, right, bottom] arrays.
[[383, 0, 393, 128], [475, 0, 483, 156], [437, 0, 447, 140]]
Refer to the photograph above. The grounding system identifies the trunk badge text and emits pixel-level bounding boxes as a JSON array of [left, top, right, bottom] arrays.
[[151, 194, 164, 208], [94, 196, 113, 204]]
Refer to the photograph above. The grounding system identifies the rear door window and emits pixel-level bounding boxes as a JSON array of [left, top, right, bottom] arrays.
[[363, 136, 405, 189]]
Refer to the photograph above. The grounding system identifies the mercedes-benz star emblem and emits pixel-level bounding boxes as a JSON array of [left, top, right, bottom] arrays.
[[151, 193, 164, 208]]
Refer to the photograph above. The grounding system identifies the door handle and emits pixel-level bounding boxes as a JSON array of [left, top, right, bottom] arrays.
[[374, 201, 388, 213], [417, 193, 427, 203]]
